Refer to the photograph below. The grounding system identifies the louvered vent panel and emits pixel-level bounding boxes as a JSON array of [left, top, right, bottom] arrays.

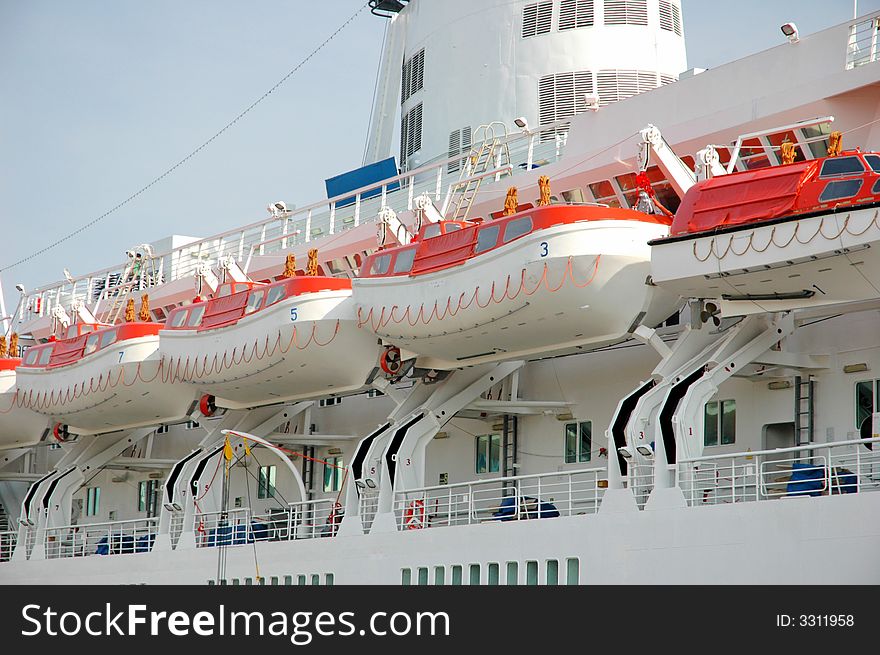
[[538, 70, 594, 141], [604, 0, 647, 26], [597, 69, 658, 105], [559, 0, 594, 30], [522, 1, 552, 37]]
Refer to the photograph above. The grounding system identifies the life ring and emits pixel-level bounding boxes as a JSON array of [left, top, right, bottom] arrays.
[[379, 346, 402, 376], [403, 499, 426, 530], [199, 394, 217, 417]]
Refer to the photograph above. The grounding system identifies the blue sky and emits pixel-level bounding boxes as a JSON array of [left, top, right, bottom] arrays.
[[1, 0, 878, 310]]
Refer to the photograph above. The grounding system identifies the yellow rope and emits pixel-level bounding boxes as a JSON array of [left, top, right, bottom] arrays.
[[282, 254, 296, 278], [827, 131, 843, 157], [138, 294, 151, 322], [502, 187, 518, 216], [538, 175, 552, 206], [306, 249, 319, 276], [123, 298, 136, 323]]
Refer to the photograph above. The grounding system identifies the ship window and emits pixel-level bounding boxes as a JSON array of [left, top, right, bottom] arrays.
[[566, 558, 580, 584], [265, 284, 287, 307], [855, 379, 878, 430], [522, 1, 552, 38], [323, 456, 344, 492], [370, 254, 391, 275], [546, 560, 559, 585], [564, 421, 592, 463], [245, 289, 265, 315], [24, 349, 38, 365], [258, 465, 276, 499], [86, 487, 101, 516], [526, 561, 538, 585], [704, 399, 736, 446], [506, 562, 518, 585], [393, 248, 417, 274], [401, 569, 412, 585], [819, 156, 866, 178], [100, 329, 118, 349], [84, 333, 100, 356], [468, 564, 480, 585], [588, 179, 622, 208], [503, 217, 533, 243], [474, 225, 501, 254], [186, 305, 205, 327], [864, 154, 880, 172], [38, 348, 52, 366], [559, 0, 594, 31], [801, 123, 831, 158], [475, 434, 501, 474], [138, 480, 158, 513], [168, 310, 187, 328], [417, 567, 428, 585], [451, 565, 463, 585], [487, 563, 500, 585], [819, 179, 863, 203], [434, 566, 445, 585], [423, 224, 442, 239]]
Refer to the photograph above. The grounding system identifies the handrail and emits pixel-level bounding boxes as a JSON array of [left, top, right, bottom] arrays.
[[406, 466, 606, 495], [680, 437, 880, 464]]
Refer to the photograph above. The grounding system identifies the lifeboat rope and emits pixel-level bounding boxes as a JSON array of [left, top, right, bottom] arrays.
[[357, 255, 601, 332], [692, 209, 880, 262], [162, 321, 341, 384]]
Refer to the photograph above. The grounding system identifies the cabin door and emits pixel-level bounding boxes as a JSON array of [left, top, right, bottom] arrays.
[[762, 422, 795, 450]]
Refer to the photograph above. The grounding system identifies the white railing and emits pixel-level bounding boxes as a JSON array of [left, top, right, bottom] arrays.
[[628, 462, 655, 509], [846, 15, 880, 70], [677, 438, 880, 507], [43, 517, 158, 559], [359, 491, 379, 534], [0, 530, 16, 562], [193, 498, 338, 547], [392, 467, 606, 531], [20, 118, 574, 326]]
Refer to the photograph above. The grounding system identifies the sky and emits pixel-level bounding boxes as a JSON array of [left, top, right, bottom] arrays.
[[1, 0, 878, 312]]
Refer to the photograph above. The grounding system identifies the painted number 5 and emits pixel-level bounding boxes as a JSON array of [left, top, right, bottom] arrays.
[[290, 307, 298, 321], [539, 241, 549, 257]]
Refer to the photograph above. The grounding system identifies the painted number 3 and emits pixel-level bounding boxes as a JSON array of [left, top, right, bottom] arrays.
[[290, 307, 298, 321], [540, 242, 549, 257]]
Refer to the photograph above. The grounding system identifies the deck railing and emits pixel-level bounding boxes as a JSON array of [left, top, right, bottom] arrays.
[[193, 498, 339, 548], [846, 14, 880, 70], [0, 530, 16, 562], [676, 438, 880, 507], [43, 517, 158, 559], [391, 467, 606, 531], [20, 119, 573, 326]]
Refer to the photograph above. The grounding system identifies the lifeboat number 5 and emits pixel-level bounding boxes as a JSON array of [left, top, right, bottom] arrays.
[[404, 499, 426, 530]]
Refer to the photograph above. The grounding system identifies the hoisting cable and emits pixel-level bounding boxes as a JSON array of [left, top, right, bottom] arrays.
[[0, 1, 371, 274]]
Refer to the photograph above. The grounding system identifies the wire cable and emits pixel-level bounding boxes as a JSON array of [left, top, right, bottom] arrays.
[[0, 1, 371, 274]]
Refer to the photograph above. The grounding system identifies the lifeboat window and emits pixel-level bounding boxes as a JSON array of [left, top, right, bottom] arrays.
[[245, 290, 265, 315], [819, 179, 863, 203], [84, 334, 101, 356], [872, 179, 880, 195], [503, 216, 533, 243], [475, 224, 501, 254], [444, 223, 462, 233], [265, 285, 287, 307], [819, 156, 866, 178], [38, 348, 52, 366], [168, 310, 187, 328], [186, 305, 205, 327], [216, 284, 232, 298], [392, 248, 417, 274], [100, 329, 118, 349], [370, 254, 392, 275], [423, 224, 442, 239], [865, 154, 880, 172], [24, 349, 38, 365], [66, 325, 78, 339]]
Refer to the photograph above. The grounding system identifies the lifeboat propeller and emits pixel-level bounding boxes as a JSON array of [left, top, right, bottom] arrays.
[[52, 423, 75, 444], [379, 346, 403, 377], [199, 394, 217, 417], [700, 301, 722, 327]]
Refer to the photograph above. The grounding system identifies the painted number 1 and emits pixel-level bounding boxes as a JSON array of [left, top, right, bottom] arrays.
[[290, 307, 298, 321], [540, 241, 549, 257]]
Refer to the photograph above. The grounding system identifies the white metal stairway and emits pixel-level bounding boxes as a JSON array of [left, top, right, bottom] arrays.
[[443, 123, 512, 221]]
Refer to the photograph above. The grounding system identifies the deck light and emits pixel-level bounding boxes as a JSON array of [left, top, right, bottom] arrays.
[[584, 93, 600, 111], [618, 446, 634, 459], [843, 363, 869, 374], [781, 22, 799, 43], [15, 284, 25, 294], [636, 444, 654, 457], [514, 117, 529, 132]]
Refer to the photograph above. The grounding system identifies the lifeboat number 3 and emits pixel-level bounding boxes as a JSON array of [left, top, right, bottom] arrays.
[[539, 242, 548, 258]]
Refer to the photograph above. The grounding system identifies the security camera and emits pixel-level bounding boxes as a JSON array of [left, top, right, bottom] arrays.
[[780, 22, 799, 43]]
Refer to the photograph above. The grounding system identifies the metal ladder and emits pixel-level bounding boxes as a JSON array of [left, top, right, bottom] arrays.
[[444, 123, 511, 221], [794, 375, 815, 450]]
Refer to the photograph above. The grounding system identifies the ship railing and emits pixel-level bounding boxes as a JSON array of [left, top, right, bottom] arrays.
[[169, 512, 186, 549], [43, 517, 159, 559], [193, 498, 338, 547], [358, 491, 380, 534], [676, 437, 880, 507], [21, 117, 575, 325], [391, 467, 606, 531], [846, 13, 880, 70], [0, 530, 17, 562], [627, 462, 655, 509]]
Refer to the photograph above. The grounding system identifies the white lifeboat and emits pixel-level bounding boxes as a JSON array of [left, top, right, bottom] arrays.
[[15, 322, 196, 435], [0, 358, 48, 450], [650, 149, 880, 314], [159, 277, 379, 409], [354, 203, 681, 368]]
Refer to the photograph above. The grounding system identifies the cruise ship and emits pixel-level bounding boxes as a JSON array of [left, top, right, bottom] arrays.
[[1, 0, 879, 586]]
